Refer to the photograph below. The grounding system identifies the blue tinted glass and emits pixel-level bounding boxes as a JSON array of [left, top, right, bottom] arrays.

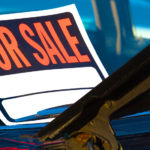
[[0, 0, 97, 31], [130, 0, 150, 39]]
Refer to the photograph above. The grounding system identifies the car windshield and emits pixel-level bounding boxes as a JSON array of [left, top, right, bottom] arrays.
[[0, 1, 150, 149]]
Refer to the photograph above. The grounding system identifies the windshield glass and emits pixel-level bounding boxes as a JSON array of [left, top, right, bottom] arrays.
[[0, 0, 150, 127]]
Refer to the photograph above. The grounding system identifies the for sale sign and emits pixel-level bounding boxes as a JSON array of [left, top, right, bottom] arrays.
[[0, 4, 108, 125]]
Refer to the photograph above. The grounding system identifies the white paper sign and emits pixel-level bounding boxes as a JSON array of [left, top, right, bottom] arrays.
[[0, 4, 108, 125]]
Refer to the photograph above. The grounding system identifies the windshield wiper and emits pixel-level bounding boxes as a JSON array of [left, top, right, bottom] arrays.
[[35, 45, 150, 150]]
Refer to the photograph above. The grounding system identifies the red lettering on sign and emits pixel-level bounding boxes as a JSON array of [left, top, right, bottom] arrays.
[[19, 23, 50, 66], [0, 26, 31, 68], [0, 44, 11, 70], [45, 21, 78, 63], [33, 22, 66, 64], [57, 18, 91, 63]]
